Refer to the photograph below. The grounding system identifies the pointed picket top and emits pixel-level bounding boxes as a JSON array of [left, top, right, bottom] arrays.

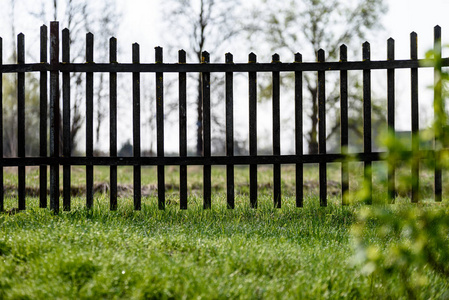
[[294, 52, 302, 63], [178, 49, 186, 63], [248, 52, 257, 63], [317, 49, 325, 62], [272, 53, 280, 63], [86, 32, 94, 63], [132, 43, 139, 63], [387, 38, 395, 61], [155, 46, 163, 63], [40, 25, 47, 63], [362, 41, 370, 61], [225, 52, 233, 63], [340, 44, 347, 61], [201, 51, 209, 63], [62, 28, 70, 62], [435, 25, 441, 34], [109, 37, 117, 63], [434, 25, 442, 51], [17, 33, 25, 64]]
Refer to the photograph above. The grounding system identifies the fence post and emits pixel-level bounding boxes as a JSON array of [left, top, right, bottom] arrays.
[[17, 33, 25, 211], [49, 22, 60, 213], [340, 45, 349, 205], [62, 28, 71, 211], [156, 46, 165, 210], [410, 33, 419, 203], [179, 49, 188, 210], [295, 52, 303, 207], [132, 43, 141, 210], [387, 38, 396, 202], [434, 25, 442, 203], [363, 42, 372, 205], [39, 25, 48, 208], [225, 52, 235, 209], [249, 52, 257, 208], [272, 53, 281, 208], [202, 51, 211, 209], [318, 49, 327, 207], [86, 32, 94, 209], [110, 37, 118, 210]]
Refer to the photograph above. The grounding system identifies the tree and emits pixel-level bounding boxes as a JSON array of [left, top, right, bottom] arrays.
[[248, 0, 387, 153], [162, 0, 243, 156], [33, 0, 121, 154]]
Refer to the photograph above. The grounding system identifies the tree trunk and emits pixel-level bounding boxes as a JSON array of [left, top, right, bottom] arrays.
[[308, 86, 319, 154]]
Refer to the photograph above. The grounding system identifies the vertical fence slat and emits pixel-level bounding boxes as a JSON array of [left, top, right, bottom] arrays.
[[132, 43, 141, 210], [434, 25, 442, 202], [0, 38, 3, 212], [318, 49, 327, 207], [387, 38, 396, 202], [294, 53, 303, 207], [49, 22, 60, 213], [156, 47, 165, 210], [17, 33, 25, 210], [202, 51, 211, 209], [179, 50, 187, 209], [410, 33, 419, 203], [62, 28, 71, 211], [249, 52, 258, 208], [272, 54, 281, 208], [110, 37, 118, 210], [363, 42, 372, 204], [225, 53, 235, 209], [340, 45, 349, 205], [39, 26, 47, 208], [86, 32, 94, 209]]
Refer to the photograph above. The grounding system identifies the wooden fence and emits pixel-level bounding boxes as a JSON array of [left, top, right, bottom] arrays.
[[1, 22, 448, 213]]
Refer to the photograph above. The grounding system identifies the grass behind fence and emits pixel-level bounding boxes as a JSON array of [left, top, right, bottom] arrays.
[[2, 162, 445, 211]]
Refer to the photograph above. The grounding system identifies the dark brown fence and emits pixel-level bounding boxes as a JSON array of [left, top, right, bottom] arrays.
[[1, 22, 448, 213]]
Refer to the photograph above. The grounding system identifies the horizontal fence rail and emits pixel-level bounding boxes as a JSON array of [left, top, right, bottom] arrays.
[[1, 22, 448, 213]]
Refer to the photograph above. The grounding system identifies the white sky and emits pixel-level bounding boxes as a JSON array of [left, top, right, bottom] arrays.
[[116, 0, 449, 61]]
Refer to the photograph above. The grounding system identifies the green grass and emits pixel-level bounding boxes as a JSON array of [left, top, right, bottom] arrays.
[[1, 165, 448, 299]]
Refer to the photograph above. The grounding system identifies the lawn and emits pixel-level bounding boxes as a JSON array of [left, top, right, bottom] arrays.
[[0, 164, 448, 299]]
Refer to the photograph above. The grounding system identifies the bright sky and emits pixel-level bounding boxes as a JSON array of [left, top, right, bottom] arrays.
[[116, 0, 449, 62]]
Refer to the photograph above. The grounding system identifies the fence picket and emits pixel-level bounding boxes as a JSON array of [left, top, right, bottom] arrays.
[[49, 22, 60, 213], [340, 45, 349, 205], [249, 52, 258, 208], [17, 33, 25, 211], [86, 33, 94, 208], [272, 54, 281, 208], [363, 42, 372, 205], [202, 51, 211, 209], [318, 49, 327, 207], [387, 38, 396, 202], [179, 50, 188, 209], [39, 26, 48, 208], [225, 53, 235, 209], [411, 33, 419, 203], [110, 37, 118, 210], [434, 25, 442, 203], [62, 28, 71, 211], [156, 47, 165, 210], [295, 52, 303, 207], [132, 43, 141, 210]]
